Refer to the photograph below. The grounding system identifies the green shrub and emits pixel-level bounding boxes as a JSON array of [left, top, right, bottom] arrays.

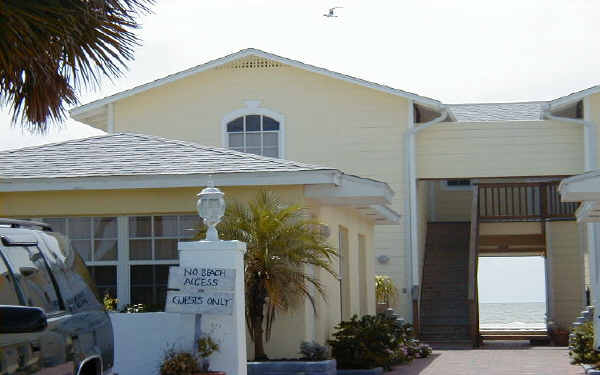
[[570, 321, 600, 365], [328, 314, 432, 370], [328, 315, 395, 370]]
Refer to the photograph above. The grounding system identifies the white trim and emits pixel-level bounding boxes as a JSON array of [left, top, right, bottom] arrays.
[[70, 48, 444, 122], [548, 85, 600, 112], [117, 216, 129, 309], [0, 170, 341, 192], [221, 102, 286, 158], [107, 103, 115, 133]]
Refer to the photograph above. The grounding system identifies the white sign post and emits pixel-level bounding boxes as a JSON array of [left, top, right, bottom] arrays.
[[165, 181, 247, 375]]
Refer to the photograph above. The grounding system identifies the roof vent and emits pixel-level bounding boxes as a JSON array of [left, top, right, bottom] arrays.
[[218, 56, 283, 70]]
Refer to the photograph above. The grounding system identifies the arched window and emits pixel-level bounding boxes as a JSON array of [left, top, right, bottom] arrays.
[[225, 114, 281, 158]]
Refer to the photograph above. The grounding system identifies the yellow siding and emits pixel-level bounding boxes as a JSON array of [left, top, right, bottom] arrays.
[[416, 120, 584, 179], [548, 221, 585, 329], [589, 93, 600, 167], [113, 63, 413, 315], [0, 186, 304, 217]]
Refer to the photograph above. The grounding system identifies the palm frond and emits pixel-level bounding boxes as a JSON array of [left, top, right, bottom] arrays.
[[0, 0, 153, 131]]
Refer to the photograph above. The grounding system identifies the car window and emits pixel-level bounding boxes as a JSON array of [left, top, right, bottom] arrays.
[[2, 245, 61, 313], [39, 232, 102, 312], [0, 252, 21, 306]]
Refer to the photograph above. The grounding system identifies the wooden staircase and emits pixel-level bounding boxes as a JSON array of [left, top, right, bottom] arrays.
[[420, 222, 472, 345]]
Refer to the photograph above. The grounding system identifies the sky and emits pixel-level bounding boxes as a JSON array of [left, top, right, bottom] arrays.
[[0, 0, 590, 303], [478, 257, 546, 303]]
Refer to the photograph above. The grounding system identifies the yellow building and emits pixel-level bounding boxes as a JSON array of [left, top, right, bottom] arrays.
[[0, 133, 399, 358], [5, 48, 600, 347]]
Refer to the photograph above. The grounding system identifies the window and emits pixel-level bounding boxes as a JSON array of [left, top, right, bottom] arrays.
[[36, 214, 200, 308], [130, 265, 170, 308], [226, 115, 280, 157], [128, 215, 200, 308], [338, 226, 350, 320], [2, 246, 61, 313], [40, 217, 118, 300], [358, 234, 367, 316], [0, 253, 21, 306]]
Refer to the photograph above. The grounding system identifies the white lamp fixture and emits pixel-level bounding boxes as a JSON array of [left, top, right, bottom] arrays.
[[377, 255, 390, 264], [196, 178, 225, 241]]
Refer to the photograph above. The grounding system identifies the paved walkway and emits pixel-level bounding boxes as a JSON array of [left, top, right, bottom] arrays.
[[387, 342, 584, 375]]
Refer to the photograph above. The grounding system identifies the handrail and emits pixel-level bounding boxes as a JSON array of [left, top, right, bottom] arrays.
[[478, 182, 577, 221]]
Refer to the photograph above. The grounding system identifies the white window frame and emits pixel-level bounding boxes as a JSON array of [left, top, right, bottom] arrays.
[[222, 101, 285, 158], [37, 214, 199, 309], [440, 179, 473, 191]]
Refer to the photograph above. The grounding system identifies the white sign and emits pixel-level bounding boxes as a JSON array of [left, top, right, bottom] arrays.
[[168, 266, 236, 292], [165, 291, 234, 315]]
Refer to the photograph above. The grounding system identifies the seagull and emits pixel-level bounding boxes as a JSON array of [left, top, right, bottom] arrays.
[[323, 7, 343, 17]]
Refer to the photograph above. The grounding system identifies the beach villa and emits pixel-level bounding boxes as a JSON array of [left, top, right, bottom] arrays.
[[0, 48, 598, 352]]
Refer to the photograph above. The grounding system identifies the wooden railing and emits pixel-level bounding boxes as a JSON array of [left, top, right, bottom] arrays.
[[479, 182, 578, 221]]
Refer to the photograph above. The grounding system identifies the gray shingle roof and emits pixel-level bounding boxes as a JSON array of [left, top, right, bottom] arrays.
[[448, 102, 546, 122], [0, 133, 331, 179]]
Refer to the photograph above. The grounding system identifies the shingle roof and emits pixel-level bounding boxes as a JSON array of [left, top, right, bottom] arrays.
[[0, 133, 332, 179], [448, 102, 546, 122]]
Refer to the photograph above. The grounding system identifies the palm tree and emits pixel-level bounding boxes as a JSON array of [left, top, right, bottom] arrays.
[[0, 0, 152, 131], [198, 191, 337, 360]]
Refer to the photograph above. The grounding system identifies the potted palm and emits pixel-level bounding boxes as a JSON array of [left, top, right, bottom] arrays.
[[197, 191, 337, 361], [375, 275, 397, 313], [197, 336, 221, 374]]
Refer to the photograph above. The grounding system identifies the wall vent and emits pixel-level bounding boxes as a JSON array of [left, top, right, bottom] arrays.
[[217, 56, 283, 70]]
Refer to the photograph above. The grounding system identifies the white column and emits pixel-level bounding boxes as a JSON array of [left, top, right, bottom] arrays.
[[117, 216, 130, 309], [178, 240, 247, 375]]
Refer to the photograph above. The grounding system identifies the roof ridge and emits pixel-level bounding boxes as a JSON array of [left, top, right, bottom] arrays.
[[448, 101, 547, 106], [0, 132, 116, 154], [70, 48, 443, 118]]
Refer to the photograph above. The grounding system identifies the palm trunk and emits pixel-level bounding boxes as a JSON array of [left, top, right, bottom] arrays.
[[253, 310, 268, 361]]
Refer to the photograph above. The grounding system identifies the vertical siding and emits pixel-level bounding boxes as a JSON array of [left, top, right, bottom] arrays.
[[548, 221, 586, 329], [416, 120, 584, 178]]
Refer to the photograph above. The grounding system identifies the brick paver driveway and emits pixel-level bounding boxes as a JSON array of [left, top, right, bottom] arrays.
[[387, 342, 584, 375]]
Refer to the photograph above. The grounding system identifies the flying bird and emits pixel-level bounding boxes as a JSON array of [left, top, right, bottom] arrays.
[[324, 7, 343, 18]]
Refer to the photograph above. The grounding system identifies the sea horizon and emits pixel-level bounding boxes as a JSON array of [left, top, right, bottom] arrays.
[[479, 301, 546, 328]]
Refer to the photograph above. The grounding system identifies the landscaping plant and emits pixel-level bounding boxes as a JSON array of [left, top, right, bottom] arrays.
[[328, 314, 431, 370], [375, 275, 397, 305], [569, 321, 600, 365], [160, 348, 200, 375], [197, 336, 220, 371], [299, 341, 329, 361], [196, 191, 337, 361]]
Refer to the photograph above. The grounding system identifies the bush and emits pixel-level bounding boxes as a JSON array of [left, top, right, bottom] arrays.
[[299, 341, 329, 361], [160, 349, 200, 375], [328, 314, 432, 370], [570, 321, 600, 365]]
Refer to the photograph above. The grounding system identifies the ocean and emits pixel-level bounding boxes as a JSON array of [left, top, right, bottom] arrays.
[[479, 302, 546, 330]]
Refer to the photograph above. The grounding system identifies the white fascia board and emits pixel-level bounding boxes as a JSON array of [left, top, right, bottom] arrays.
[[548, 85, 600, 112], [0, 170, 342, 192], [304, 174, 394, 206], [370, 205, 401, 225], [69, 48, 444, 120], [559, 170, 600, 202]]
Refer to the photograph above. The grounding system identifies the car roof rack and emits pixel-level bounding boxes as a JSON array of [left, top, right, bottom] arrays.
[[0, 218, 52, 231]]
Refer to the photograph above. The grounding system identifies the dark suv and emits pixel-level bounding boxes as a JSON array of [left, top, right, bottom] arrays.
[[0, 219, 114, 375]]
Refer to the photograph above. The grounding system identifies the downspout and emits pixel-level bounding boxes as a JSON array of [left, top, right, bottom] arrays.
[[406, 103, 449, 322], [543, 99, 599, 346]]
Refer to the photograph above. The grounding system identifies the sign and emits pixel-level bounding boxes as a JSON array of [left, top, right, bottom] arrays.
[[165, 291, 234, 315], [168, 266, 236, 292]]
